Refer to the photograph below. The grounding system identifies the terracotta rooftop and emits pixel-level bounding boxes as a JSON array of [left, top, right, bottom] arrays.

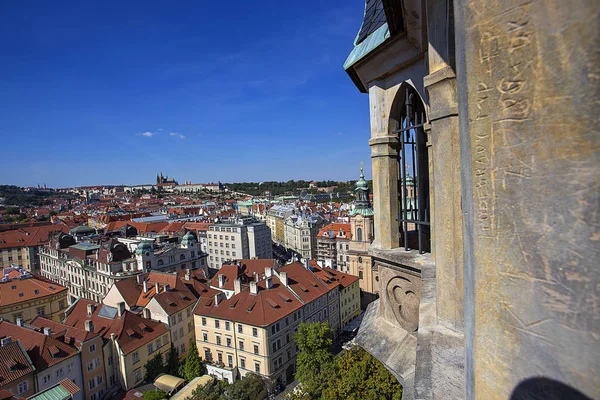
[[0, 340, 35, 389], [0, 274, 67, 307], [317, 223, 351, 239], [0, 224, 69, 250], [0, 321, 79, 371], [30, 316, 98, 349], [64, 299, 168, 354]]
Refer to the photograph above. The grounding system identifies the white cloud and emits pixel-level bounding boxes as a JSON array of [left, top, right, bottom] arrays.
[[138, 131, 156, 137], [170, 132, 185, 140]]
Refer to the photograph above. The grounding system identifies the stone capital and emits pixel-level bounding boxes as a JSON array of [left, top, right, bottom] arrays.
[[369, 135, 400, 158]]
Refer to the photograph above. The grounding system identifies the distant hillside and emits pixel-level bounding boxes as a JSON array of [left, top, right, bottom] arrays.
[[0, 185, 70, 207]]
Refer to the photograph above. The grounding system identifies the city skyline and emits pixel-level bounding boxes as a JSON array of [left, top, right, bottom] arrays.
[[0, 0, 371, 187]]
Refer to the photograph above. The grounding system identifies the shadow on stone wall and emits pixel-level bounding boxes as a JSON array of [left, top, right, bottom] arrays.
[[510, 377, 592, 400]]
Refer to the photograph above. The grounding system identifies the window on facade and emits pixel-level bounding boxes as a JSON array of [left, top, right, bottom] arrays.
[[254, 362, 260, 373], [216, 336, 221, 345], [395, 85, 431, 253], [215, 320, 220, 329], [252, 327, 258, 337], [359, 271, 364, 279], [217, 352, 223, 364], [158, 259, 163, 266], [237, 324, 243, 334], [202, 317, 207, 326], [225, 321, 230, 331], [228, 354, 233, 367], [89, 343, 96, 353], [132, 351, 139, 363], [254, 344, 259, 354], [240, 358, 246, 369]]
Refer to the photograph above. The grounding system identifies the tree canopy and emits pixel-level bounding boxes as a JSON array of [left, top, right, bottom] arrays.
[[183, 340, 205, 382], [144, 352, 165, 381], [189, 373, 267, 400], [292, 322, 402, 400], [293, 322, 335, 398], [143, 389, 168, 400]]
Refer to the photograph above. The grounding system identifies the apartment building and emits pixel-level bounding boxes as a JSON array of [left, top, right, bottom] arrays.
[[0, 320, 84, 400], [207, 217, 272, 270], [130, 231, 207, 274], [266, 205, 295, 245], [30, 316, 107, 400], [309, 262, 360, 328], [0, 267, 68, 323], [40, 233, 141, 303], [0, 223, 69, 273], [316, 223, 351, 271], [283, 214, 324, 260], [193, 261, 358, 386], [64, 299, 171, 391], [103, 271, 197, 356]]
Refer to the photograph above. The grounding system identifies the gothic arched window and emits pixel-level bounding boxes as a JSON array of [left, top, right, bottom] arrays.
[[394, 85, 431, 253]]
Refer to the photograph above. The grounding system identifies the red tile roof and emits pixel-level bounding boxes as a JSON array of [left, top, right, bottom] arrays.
[[194, 261, 332, 328], [58, 378, 81, 395], [64, 299, 168, 354], [0, 340, 35, 389], [0, 321, 79, 371], [309, 261, 359, 289], [0, 224, 69, 249], [0, 275, 67, 307], [30, 316, 98, 348], [317, 223, 351, 239]]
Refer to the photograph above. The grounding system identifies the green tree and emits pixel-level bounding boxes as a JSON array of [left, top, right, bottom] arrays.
[[143, 389, 168, 400], [225, 373, 267, 400], [144, 352, 165, 381], [189, 378, 227, 400], [166, 345, 180, 375], [293, 322, 335, 398], [322, 346, 402, 400], [183, 339, 205, 381]]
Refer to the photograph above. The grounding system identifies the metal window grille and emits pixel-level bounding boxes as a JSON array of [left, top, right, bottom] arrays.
[[395, 88, 431, 254]]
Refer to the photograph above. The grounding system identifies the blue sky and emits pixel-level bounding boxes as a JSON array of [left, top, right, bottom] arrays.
[[0, 1, 371, 188]]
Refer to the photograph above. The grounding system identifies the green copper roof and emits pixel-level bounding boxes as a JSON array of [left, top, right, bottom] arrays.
[[350, 207, 374, 217], [29, 385, 71, 400], [343, 23, 390, 71]]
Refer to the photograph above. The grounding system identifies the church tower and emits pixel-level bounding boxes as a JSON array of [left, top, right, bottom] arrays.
[[348, 164, 378, 309]]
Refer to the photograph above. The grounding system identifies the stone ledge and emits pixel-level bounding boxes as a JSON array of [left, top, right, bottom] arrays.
[[356, 299, 417, 400], [369, 246, 433, 272]]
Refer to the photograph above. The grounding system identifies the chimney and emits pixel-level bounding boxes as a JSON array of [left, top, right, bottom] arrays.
[[255, 273, 259, 283], [279, 271, 288, 287], [16, 317, 23, 327], [143, 308, 151, 319], [84, 320, 94, 332], [185, 269, 191, 281], [44, 327, 52, 336], [87, 303, 95, 316], [234, 278, 241, 295], [303, 259, 310, 270], [266, 276, 273, 289], [164, 284, 171, 292], [155, 282, 160, 294], [137, 274, 144, 284], [1, 337, 12, 346], [265, 267, 273, 278], [143, 280, 148, 293], [249, 281, 258, 295], [117, 302, 125, 317], [218, 274, 225, 288]]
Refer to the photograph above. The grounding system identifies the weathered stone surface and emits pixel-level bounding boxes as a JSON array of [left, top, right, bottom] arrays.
[[457, 0, 600, 398], [356, 298, 417, 400]]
